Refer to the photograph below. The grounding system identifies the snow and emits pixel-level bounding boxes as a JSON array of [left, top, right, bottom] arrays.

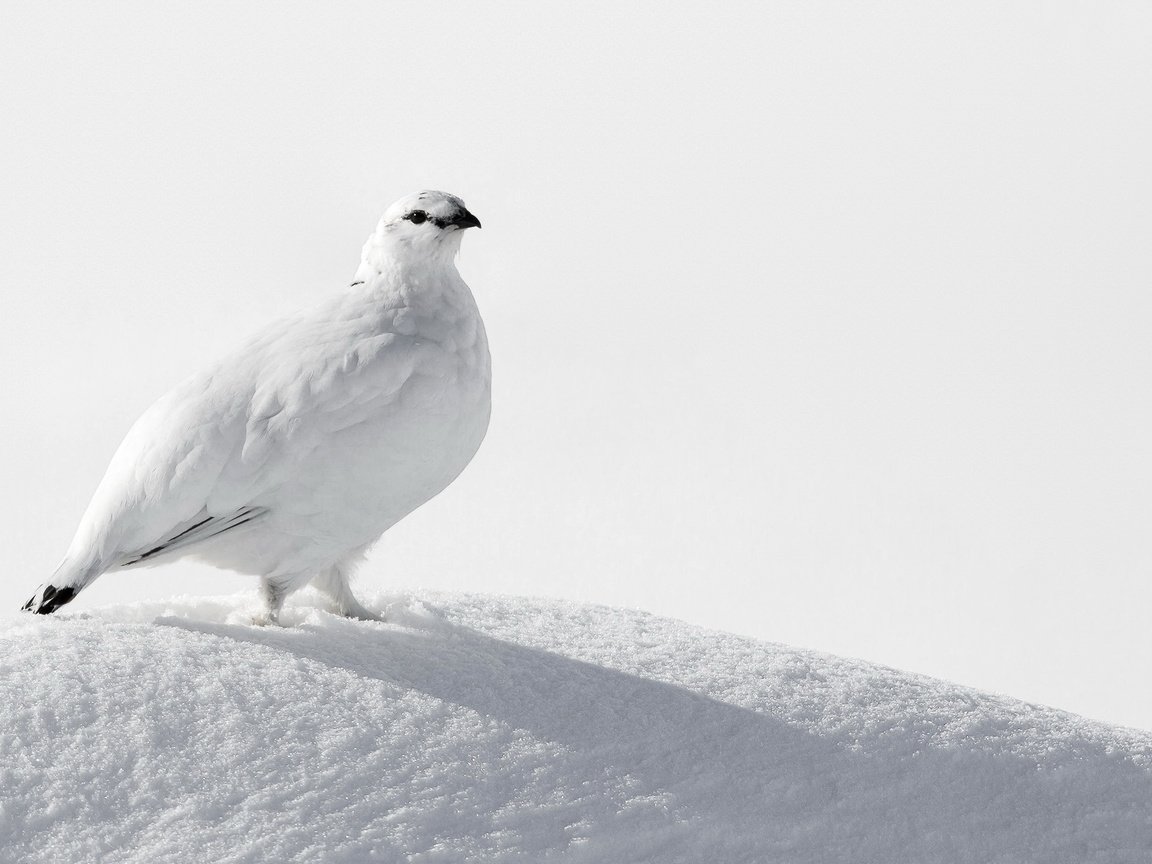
[[1, 591, 1150, 863]]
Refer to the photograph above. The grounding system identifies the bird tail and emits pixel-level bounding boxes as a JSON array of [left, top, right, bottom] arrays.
[[22, 558, 102, 615], [22, 584, 78, 614]]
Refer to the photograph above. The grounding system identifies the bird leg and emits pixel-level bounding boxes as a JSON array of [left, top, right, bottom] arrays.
[[254, 576, 289, 626], [310, 565, 383, 622]]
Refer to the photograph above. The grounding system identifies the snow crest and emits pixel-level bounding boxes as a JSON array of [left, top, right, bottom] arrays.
[[1, 592, 1149, 863]]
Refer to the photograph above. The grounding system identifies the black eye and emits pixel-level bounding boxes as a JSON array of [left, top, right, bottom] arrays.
[[405, 210, 428, 224]]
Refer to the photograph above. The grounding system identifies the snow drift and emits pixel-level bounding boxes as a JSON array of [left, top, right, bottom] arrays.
[[1, 591, 1149, 863]]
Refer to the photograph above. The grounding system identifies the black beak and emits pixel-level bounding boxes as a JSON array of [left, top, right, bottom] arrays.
[[449, 208, 481, 230]]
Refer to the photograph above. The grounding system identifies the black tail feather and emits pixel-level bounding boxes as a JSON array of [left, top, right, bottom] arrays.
[[21, 585, 77, 615]]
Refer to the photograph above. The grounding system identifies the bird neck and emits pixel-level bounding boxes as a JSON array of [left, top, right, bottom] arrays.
[[354, 229, 465, 289], [352, 243, 473, 313]]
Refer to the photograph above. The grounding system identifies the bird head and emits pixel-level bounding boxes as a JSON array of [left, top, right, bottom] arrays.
[[368, 190, 481, 263], [356, 190, 481, 282]]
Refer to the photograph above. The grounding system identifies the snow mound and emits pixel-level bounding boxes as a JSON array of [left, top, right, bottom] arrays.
[[1, 591, 1150, 863]]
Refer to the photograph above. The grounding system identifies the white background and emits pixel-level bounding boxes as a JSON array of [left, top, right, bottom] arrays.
[[2, 2, 1150, 729]]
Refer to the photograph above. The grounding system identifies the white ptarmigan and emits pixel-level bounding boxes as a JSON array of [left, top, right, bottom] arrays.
[[23, 191, 491, 624]]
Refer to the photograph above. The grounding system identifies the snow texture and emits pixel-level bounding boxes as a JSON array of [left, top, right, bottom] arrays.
[[1, 591, 1149, 863]]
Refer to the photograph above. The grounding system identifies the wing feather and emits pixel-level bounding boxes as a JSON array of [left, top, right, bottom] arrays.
[[117, 506, 269, 567], [66, 286, 417, 573]]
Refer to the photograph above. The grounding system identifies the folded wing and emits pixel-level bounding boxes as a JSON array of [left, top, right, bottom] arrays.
[[117, 505, 270, 567]]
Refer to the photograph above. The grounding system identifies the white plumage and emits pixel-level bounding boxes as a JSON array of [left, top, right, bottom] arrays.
[[24, 191, 491, 623]]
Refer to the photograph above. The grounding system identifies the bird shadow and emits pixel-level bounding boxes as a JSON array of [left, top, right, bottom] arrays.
[[154, 603, 1152, 863]]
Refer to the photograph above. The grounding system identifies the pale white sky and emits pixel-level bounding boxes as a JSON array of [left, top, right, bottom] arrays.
[[2, 2, 1151, 729]]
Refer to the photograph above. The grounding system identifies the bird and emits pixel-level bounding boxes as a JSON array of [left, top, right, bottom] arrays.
[[22, 190, 491, 624]]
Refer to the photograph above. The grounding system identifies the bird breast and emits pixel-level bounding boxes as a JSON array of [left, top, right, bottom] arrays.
[[245, 279, 492, 544]]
